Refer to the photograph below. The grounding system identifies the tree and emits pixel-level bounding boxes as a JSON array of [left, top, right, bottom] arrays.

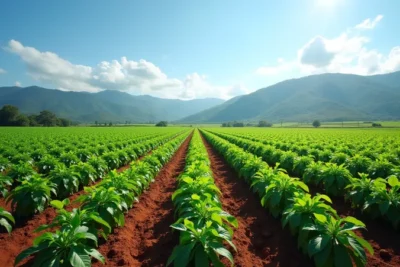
[[258, 120, 273, 127], [95, 121, 98, 126], [0, 105, 19, 126], [109, 122, 113, 127], [156, 121, 168, 127], [312, 120, 321, 128], [37, 110, 58, 126], [58, 118, 71, 127], [14, 114, 30, 126], [28, 115, 39, 126]]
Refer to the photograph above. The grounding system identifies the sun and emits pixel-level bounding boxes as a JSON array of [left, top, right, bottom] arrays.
[[315, 0, 340, 7]]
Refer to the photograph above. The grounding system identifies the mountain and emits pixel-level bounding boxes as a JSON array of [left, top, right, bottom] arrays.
[[0, 86, 224, 123], [178, 71, 400, 123]]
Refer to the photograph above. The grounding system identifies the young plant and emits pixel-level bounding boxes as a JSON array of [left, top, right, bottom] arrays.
[[77, 187, 127, 232], [6, 174, 57, 217], [168, 219, 236, 267], [7, 162, 36, 182], [36, 155, 61, 175], [363, 176, 400, 229], [49, 164, 81, 198], [303, 215, 373, 267], [0, 174, 13, 197], [15, 221, 104, 267], [60, 152, 80, 168], [261, 174, 309, 217], [318, 163, 351, 196], [345, 155, 372, 178], [345, 174, 386, 207], [72, 162, 97, 185], [35, 199, 111, 239], [87, 157, 108, 179]]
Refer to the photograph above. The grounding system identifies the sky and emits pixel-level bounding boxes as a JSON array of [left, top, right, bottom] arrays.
[[0, 0, 399, 100]]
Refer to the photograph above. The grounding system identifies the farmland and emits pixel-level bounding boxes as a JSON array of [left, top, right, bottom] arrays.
[[0, 127, 399, 267]]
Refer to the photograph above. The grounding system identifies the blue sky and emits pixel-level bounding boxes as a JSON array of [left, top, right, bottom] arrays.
[[0, 0, 399, 99]]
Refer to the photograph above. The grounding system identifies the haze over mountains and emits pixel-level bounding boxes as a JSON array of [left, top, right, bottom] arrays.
[[0, 86, 223, 123], [179, 71, 400, 123], [1, 71, 399, 123]]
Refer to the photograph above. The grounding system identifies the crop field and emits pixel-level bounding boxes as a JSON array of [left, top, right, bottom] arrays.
[[0, 127, 399, 267]]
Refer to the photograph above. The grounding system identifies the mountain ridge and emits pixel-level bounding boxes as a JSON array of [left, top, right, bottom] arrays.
[[0, 86, 224, 123], [177, 71, 400, 123]]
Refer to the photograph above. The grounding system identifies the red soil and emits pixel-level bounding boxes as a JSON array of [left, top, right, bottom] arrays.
[[201, 134, 313, 267], [92, 133, 192, 267], [0, 151, 159, 266], [331, 197, 400, 267]]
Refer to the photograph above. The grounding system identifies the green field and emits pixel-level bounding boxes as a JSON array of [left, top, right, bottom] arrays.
[[1, 126, 399, 266]]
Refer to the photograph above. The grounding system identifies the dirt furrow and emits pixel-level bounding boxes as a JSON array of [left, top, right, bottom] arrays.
[[201, 134, 312, 267], [92, 133, 192, 267]]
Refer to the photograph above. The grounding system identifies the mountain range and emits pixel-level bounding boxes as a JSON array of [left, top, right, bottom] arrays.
[[0, 86, 224, 123], [1, 71, 399, 124], [178, 71, 400, 123]]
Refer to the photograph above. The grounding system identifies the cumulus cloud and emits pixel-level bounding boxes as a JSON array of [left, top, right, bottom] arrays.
[[257, 15, 400, 77], [178, 73, 248, 100], [0, 68, 6, 74], [299, 36, 335, 67], [7, 40, 240, 99], [15, 81, 21, 87], [355, 14, 383, 30]]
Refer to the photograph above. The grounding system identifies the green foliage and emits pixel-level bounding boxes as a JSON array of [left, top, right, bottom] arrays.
[[0, 174, 13, 197], [0, 207, 15, 234], [318, 163, 351, 196], [15, 220, 104, 267], [156, 121, 168, 127], [6, 174, 57, 217], [313, 120, 321, 128], [303, 215, 373, 267], [49, 164, 81, 198], [7, 162, 36, 182]]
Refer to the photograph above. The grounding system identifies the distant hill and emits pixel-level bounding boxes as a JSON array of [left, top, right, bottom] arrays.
[[0, 86, 224, 123], [178, 71, 400, 123]]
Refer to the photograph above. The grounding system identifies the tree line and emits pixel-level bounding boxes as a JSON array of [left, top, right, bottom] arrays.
[[222, 120, 273, 127], [0, 105, 71, 127]]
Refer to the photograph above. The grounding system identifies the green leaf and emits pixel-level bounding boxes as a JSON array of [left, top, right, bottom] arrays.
[[68, 246, 91, 267], [213, 245, 234, 265], [342, 216, 366, 227], [194, 245, 209, 267], [84, 247, 105, 264], [171, 223, 186, 232], [388, 176, 399, 187], [313, 213, 327, 224], [379, 202, 390, 215], [333, 244, 353, 267], [0, 218, 12, 233], [15, 243, 48, 266], [191, 194, 200, 200], [308, 234, 331, 257]]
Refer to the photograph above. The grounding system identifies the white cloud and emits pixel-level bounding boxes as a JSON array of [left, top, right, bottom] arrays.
[[299, 36, 335, 68], [15, 81, 21, 87], [257, 15, 400, 77], [7, 40, 240, 99], [355, 14, 383, 30], [178, 73, 248, 100], [0, 68, 6, 74]]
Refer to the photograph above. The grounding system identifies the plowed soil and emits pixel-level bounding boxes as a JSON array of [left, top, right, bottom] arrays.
[[92, 133, 192, 267], [0, 149, 161, 267], [201, 134, 313, 267]]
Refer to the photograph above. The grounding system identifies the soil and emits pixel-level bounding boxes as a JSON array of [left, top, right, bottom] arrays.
[[200, 134, 313, 267], [92, 133, 192, 267], [0, 148, 162, 267]]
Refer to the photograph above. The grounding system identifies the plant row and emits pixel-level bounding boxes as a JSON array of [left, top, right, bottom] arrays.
[[14, 130, 191, 267], [0, 131, 185, 234], [0, 131, 172, 185], [200, 130, 373, 267], [168, 130, 238, 267], [207, 130, 400, 229]]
